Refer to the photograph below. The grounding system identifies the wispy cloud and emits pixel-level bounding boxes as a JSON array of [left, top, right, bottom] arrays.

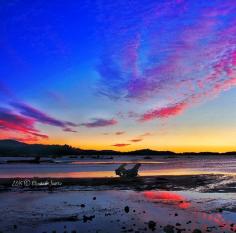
[[129, 138, 143, 143], [140, 102, 188, 121], [96, 1, 236, 121], [115, 131, 125, 135], [102, 131, 125, 135], [80, 118, 117, 128], [139, 132, 152, 137], [63, 127, 77, 133], [112, 143, 130, 147], [0, 101, 78, 142], [11, 102, 78, 131], [0, 107, 48, 142]]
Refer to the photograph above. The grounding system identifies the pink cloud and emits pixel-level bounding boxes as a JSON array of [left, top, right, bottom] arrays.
[[140, 102, 188, 121], [0, 107, 48, 142], [0, 101, 79, 142], [112, 143, 130, 147], [97, 1, 236, 122]]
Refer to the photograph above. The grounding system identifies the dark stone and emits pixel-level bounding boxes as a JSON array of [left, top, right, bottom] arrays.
[[124, 206, 130, 213], [80, 204, 85, 208], [148, 220, 156, 231], [50, 215, 78, 222], [83, 215, 95, 223], [93, 197, 96, 200], [176, 228, 186, 233], [192, 229, 202, 233], [163, 225, 174, 233]]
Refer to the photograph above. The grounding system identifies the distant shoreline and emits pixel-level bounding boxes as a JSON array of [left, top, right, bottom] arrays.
[[0, 139, 236, 157]]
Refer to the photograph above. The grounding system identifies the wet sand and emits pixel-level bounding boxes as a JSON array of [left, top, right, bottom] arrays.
[[0, 189, 236, 233], [0, 174, 235, 192], [0, 174, 236, 233]]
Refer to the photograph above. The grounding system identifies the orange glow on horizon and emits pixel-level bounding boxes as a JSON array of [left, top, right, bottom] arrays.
[[9, 125, 236, 153], [34, 137, 236, 153]]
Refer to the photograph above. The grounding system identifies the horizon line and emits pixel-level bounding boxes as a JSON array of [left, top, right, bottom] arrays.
[[1, 139, 236, 154]]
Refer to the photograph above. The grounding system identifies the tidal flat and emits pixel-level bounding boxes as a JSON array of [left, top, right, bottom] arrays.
[[0, 155, 236, 233]]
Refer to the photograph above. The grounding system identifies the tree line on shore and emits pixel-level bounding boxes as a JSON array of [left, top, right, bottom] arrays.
[[0, 139, 235, 157]]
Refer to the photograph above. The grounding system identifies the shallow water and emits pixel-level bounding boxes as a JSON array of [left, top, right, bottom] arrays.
[[0, 190, 235, 233], [0, 155, 236, 178]]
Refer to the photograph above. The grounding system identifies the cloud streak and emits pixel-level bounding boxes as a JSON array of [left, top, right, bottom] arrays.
[[115, 131, 125, 135], [0, 101, 79, 142], [112, 143, 130, 147], [11, 102, 78, 131], [0, 107, 48, 142], [129, 138, 143, 143], [140, 102, 188, 121], [80, 118, 117, 128]]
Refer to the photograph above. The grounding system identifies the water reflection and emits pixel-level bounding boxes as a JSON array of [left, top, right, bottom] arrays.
[[143, 191, 191, 209], [71, 161, 165, 165], [142, 190, 236, 232], [1, 169, 236, 178], [1, 156, 236, 178]]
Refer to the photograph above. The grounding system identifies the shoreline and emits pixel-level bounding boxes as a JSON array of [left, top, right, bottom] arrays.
[[1, 174, 235, 192]]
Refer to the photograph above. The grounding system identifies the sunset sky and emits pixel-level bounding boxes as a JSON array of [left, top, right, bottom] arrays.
[[0, 0, 236, 152]]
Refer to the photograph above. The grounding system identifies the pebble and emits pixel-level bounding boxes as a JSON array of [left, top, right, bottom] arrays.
[[124, 206, 130, 213], [192, 229, 202, 233], [163, 225, 175, 233], [148, 220, 156, 231]]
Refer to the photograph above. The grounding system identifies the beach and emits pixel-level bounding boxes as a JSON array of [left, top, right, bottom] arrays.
[[0, 155, 236, 233], [0, 178, 236, 233]]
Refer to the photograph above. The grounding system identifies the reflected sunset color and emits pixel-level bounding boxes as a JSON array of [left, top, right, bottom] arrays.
[[143, 190, 236, 232]]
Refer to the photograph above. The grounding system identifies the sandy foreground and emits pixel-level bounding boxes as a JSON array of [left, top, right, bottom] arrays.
[[0, 175, 236, 233]]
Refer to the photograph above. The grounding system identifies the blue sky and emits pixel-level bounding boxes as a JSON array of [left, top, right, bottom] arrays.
[[1, 0, 236, 151]]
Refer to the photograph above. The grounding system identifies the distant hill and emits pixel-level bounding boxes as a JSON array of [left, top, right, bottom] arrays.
[[0, 140, 235, 157], [0, 140, 80, 157]]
